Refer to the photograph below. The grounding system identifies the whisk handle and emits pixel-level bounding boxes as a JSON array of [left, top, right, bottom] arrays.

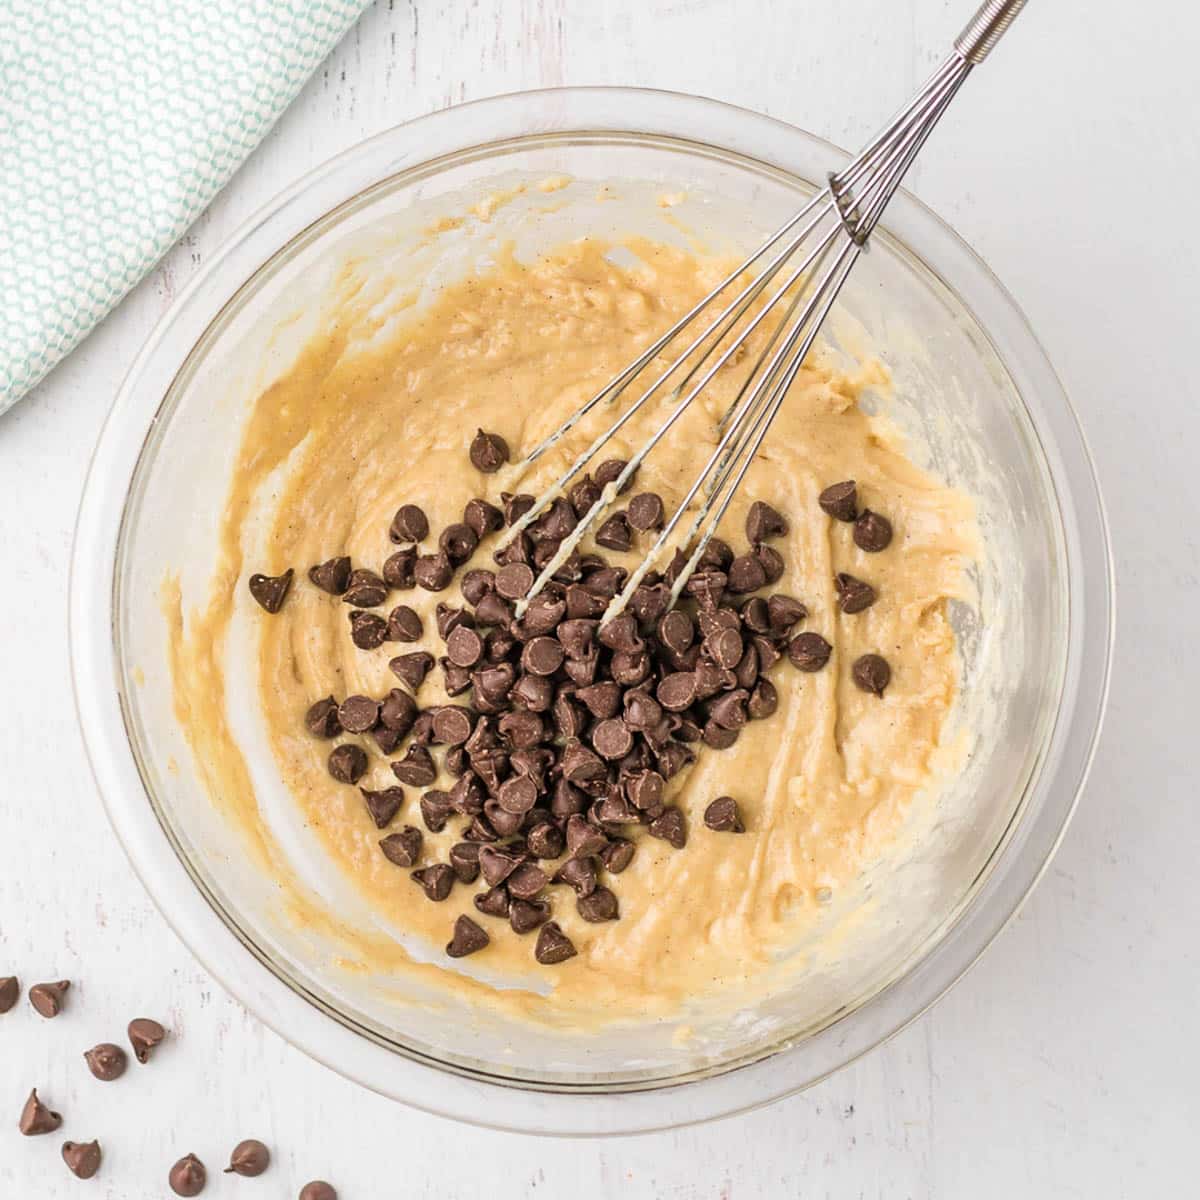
[[954, 0, 1028, 63]]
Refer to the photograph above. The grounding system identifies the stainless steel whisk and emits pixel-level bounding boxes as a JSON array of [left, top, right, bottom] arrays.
[[503, 0, 1028, 622]]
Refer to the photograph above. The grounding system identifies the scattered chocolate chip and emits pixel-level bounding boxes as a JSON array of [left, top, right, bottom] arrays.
[[600, 838, 635, 873], [656, 671, 696, 712], [360, 785, 404, 829], [419, 790, 454, 832], [382, 548, 417, 590], [527, 821, 565, 859], [584, 564, 628, 597], [748, 678, 779, 719], [84, 1042, 127, 1081], [62, 1139, 102, 1179], [755, 544, 785, 585], [414, 551, 453, 592], [342, 568, 389, 608], [225, 1139, 270, 1177], [569, 475, 602, 517], [479, 844, 526, 887], [521, 636, 564, 676], [349, 610, 388, 649], [565, 813, 608, 859], [592, 718, 633, 760], [389, 651, 435, 691], [337, 695, 378, 734], [460, 568, 496, 605], [440, 658, 474, 695], [169, 1153, 207, 1196], [577, 885, 619, 922], [530, 498, 577, 543], [594, 458, 636, 493], [474, 885, 511, 918], [29, 980, 69, 1018], [447, 842, 481, 884], [852, 653, 891, 696], [304, 697, 341, 738], [595, 511, 632, 552], [248, 569, 293, 613], [379, 689, 418, 735], [627, 492, 665, 531], [0, 976, 18, 1013], [299, 1183, 338, 1200], [328, 744, 367, 784], [379, 826, 423, 868], [411, 863, 455, 902], [854, 509, 893, 552], [494, 562, 534, 600], [389, 504, 429, 544], [767, 594, 806, 637], [470, 429, 509, 473], [439, 522, 479, 565], [19, 1089, 61, 1134], [509, 673, 553, 712], [383, 604, 420, 642], [704, 796, 744, 832], [308, 556, 351, 594], [534, 922, 577, 964], [564, 585, 606, 621], [446, 915, 490, 958], [464, 499, 504, 539], [445, 624, 484, 668], [835, 572, 876, 613], [497, 774, 538, 815], [128, 1018, 166, 1064], [431, 706, 472, 746], [819, 480, 858, 521], [788, 632, 832, 672], [746, 500, 788, 543], [648, 807, 687, 849], [706, 626, 744, 670], [507, 862, 548, 900], [509, 898, 551, 934], [502, 492, 535, 525]]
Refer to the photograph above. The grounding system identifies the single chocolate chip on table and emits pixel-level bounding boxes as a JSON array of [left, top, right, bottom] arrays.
[[18, 1088, 61, 1134], [819, 480, 858, 521], [308, 556, 351, 594], [534, 922, 577, 964], [704, 796, 744, 832], [128, 1017, 167, 1063], [84, 1042, 127, 1081], [470, 428, 509, 473], [852, 653, 891, 696], [169, 1153, 207, 1197], [0, 975, 19, 1013], [62, 1140, 102, 1180], [854, 509, 893, 552], [29, 979, 69, 1018], [299, 1182, 338, 1200], [389, 503, 429, 544], [328, 744, 367, 784], [835, 572, 877, 613], [225, 1139, 271, 1177], [446, 915, 490, 958], [248, 569, 293, 613]]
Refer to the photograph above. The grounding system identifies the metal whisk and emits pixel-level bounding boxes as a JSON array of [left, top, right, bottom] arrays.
[[504, 0, 1027, 622]]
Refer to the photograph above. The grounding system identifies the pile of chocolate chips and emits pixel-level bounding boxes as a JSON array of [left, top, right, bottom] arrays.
[[250, 429, 894, 966]]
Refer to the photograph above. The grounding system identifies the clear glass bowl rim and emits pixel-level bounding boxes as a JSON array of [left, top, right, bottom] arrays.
[[69, 86, 1113, 1136]]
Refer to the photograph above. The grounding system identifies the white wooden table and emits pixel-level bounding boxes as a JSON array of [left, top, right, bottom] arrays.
[[3, 2, 1197, 1195]]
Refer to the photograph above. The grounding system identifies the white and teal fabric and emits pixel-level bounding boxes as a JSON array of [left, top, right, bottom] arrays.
[[0, 0, 369, 414]]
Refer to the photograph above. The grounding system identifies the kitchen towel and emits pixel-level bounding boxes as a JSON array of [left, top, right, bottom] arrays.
[[0, 0, 370, 415]]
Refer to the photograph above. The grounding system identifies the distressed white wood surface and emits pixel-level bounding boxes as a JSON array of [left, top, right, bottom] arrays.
[[3, 1, 1198, 1195]]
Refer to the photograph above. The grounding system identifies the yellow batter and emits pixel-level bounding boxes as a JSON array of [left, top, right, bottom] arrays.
[[168, 235, 977, 1026]]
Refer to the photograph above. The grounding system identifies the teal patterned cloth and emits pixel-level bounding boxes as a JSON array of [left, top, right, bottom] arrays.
[[0, 0, 369, 414]]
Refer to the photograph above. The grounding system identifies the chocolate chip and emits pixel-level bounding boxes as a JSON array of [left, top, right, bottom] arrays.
[[788, 632, 832, 671], [748, 678, 778, 719], [492, 561, 532, 600], [360, 786, 404, 829], [583, 564, 627, 597], [704, 796, 744, 832], [740, 596, 771, 634], [327, 744, 368, 784], [709, 689, 749, 730], [379, 826, 423, 868], [706, 627, 744, 670], [478, 844, 525, 887], [564, 585, 606, 620], [439, 522, 479, 565], [530, 498, 577, 544], [461, 501, 501, 543], [591, 718, 633, 760], [686, 569, 727, 609], [569, 475, 602, 517], [389, 504, 429, 544], [854, 509, 893, 552], [725, 552, 766, 595], [569, 681, 616, 720], [331, 696, 374, 736], [431, 706, 472, 746], [627, 492, 665, 532], [63, 1139, 102, 1179], [414, 551, 453, 591], [654, 672, 694, 712], [473, 594, 513, 631], [381, 605, 418, 643], [835, 572, 876, 613], [656, 608, 693, 656], [18, 1088, 60, 1134], [497, 774, 538, 816], [733, 644, 759, 690], [507, 862, 548, 900], [308, 556, 351, 594], [0, 976, 17, 1013], [225, 1140, 270, 1177], [435, 602, 472, 639], [625, 769, 664, 811], [441, 842, 478, 884], [346, 610, 385, 650], [594, 458, 637, 493], [343, 568, 389, 608], [502, 492, 535, 525], [470, 428, 510, 473], [648, 806, 687, 849], [127, 1017, 166, 1064], [448, 770, 486, 816], [439, 658, 472, 695], [767, 594, 806, 636], [248, 569, 293, 613], [445, 914, 489, 959], [508, 673, 553, 713], [577, 886, 619, 922], [392, 744, 437, 786], [852, 653, 891, 696], [600, 838, 635, 873], [819, 480, 858, 521], [746, 500, 788, 544], [702, 719, 738, 750], [379, 689, 417, 735], [520, 636, 564, 676], [561, 740, 606, 786], [443, 624, 482, 668], [169, 1154, 206, 1196], [531, 921, 575, 964], [622, 690, 662, 732], [756, 544, 785, 585], [595, 511, 632, 552], [370, 724, 403, 756], [565, 813, 607, 858], [389, 652, 435, 692], [382, 547, 417, 589], [419, 790, 453, 832], [302, 696, 339, 739], [474, 885, 511, 918], [509, 898, 551, 934], [460, 568, 496, 606], [629, 581, 670, 626], [83, 1041, 127, 1081], [29, 980, 69, 1018], [299, 1183, 338, 1200], [553, 855, 598, 897], [527, 821, 565, 859], [411, 863, 455, 901]]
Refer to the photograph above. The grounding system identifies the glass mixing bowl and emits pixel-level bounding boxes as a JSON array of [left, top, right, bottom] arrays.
[[70, 89, 1112, 1135]]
